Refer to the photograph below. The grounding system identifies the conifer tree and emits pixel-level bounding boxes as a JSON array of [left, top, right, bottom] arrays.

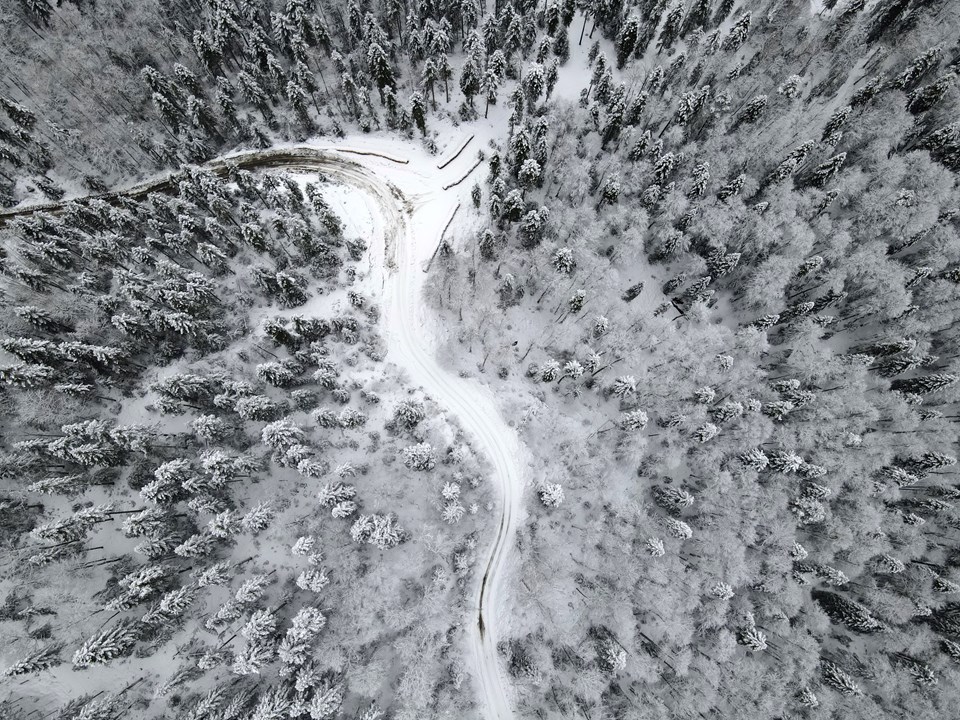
[[892, 46, 942, 90], [615, 15, 640, 68], [821, 660, 862, 695], [811, 153, 846, 187], [539, 482, 564, 507], [73, 621, 140, 668], [737, 627, 767, 652], [891, 374, 957, 395], [402, 443, 437, 471], [367, 44, 396, 101], [350, 513, 405, 549], [813, 590, 886, 632], [716, 174, 744, 202], [410, 91, 427, 135], [653, 486, 695, 512], [646, 537, 665, 557], [659, 3, 685, 50], [3, 644, 62, 676], [241, 502, 275, 534]]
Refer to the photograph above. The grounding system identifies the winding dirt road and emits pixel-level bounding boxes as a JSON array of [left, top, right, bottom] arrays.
[[0, 144, 523, 720]]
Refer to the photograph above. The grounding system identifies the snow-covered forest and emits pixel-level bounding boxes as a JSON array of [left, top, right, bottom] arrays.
[[2, 0, 960, 719]]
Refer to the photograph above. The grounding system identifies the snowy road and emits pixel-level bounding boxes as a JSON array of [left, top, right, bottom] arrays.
[[0, 142, 524, 720]]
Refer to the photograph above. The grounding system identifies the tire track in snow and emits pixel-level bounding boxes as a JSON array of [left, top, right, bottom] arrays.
[[0, 146, 523, 720]]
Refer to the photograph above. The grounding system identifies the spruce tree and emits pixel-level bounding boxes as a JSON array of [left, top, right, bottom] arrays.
[[410, 91, 427, 135], [821, 660, 862, 695], [813, 590, 886, 632], [891, 374, 957, 395], [3, 644, 63, 676], [73, 621, 140, 668]]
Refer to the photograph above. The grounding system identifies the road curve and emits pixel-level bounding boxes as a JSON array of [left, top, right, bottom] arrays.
[[0, 145, 523, 720]]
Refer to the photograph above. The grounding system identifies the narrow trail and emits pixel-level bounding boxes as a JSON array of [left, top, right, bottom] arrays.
[[0, 143, 524, 720]]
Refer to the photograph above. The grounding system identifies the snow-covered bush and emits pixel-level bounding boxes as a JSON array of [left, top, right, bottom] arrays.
[[539, 482, 564, 507], [402, 443, 436, 471]]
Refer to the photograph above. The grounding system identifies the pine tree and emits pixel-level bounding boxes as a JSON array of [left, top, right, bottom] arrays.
[[31, 504, 113, 544], [260, 419, 305, 450], [821, 660, 862, 695], [481, 69, 500, 118], [518, 158, 542, 189], [366, 44, 395, 101], [721, 12, 750, 52], [737, 627, 767, 651], [620, 410, 648, 431], [308, 680, 344, 719], [241, 502, 275, 534], [596, 637, 626, 673], [654, 152, 677, 184], [778, 74, 805, 99], [768, 450, 804, 473], [610, 375, 636, 398], [231, 641, 275, 677], [28, 473, 88, 496], [739, 448, 769, 471], [810, 153, 846, 187], [813, 590, 886, 632], [686, 163, 709, 198], [350, 513, 405, 549], [708, 250, 740, 277], [317, 482, 356, 508], [653, 486, 695, 512], [459, 58, 483, 110], [922, 122, 960, 169], [682, 0, 712, 35], [716, 173, 744, 202], [941, 639, 960, 662], [410, 91, 427, 135], [73, 621, 140, 668], [767, 141, 815, 184], [239, 609, 277, 644], [710, 401, 743, 423], [0, 363, 57, 388], [1, 337, 58, 365], [646, 537, 665, 557], [734, 95, 767, 127], [3, 644, 63, 676], [891, 374, 957, 395], [659, 3, 686, 50], [539, 482, 564, 507], [402, 443, 436, 471], [615, 15, 640, 67], [694, 423, 719, 442], [569, 290, 586, 313], [891, 653, 937, 686], [665, 517, 693, 539], [12, 305, 67, 333], [149, 585, 197, 623], [710, 581, 734, 600], [174, 531, 218, 558], [597, 175, 621, 209], [892, 46, 942, 90], [933, 576, 960, 594], [822, 106, 851, 141], [907, 73, 955, 114], [229, 575, 270, 606], [392, 400, 425, 429]]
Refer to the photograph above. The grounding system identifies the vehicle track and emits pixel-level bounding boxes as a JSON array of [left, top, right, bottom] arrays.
[[0, 146, 522, 720]]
